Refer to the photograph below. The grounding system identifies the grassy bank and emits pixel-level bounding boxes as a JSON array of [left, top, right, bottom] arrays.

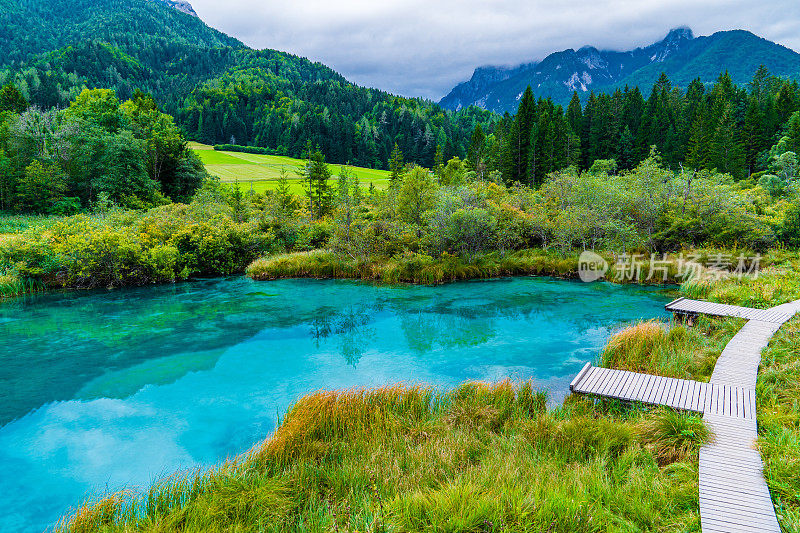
[[58, 382, 710, 532], [758, 317, 800, 529], [247, 249, 582, 285], [246, 248, 789, 287]]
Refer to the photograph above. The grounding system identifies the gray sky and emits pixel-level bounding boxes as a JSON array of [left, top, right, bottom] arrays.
[[189, 0, 800, 101]]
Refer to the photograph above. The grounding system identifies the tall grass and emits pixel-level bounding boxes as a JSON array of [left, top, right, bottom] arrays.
[[600, 317, 743, 380], [246, 249, 583, 285], [637, 409, 712, 466], [246, 249, 711, 285], [0, 273, 44, 297], [681, 253, 800, 308], [757, 317, 800, 531], [56, 381, 704, 532]]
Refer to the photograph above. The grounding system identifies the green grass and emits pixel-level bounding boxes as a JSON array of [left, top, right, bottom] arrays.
[[246, 249, 585, 285], [600, 317, 745, 381], [56, 382, 707, 532], [679, 251, 800, 308], [757, 317, 800, 531], [191, 143, 391, 194], [0, 213, 64, 234]]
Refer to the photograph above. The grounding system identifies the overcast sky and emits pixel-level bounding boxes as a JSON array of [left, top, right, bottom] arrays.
[[189, 0, 800, 101]]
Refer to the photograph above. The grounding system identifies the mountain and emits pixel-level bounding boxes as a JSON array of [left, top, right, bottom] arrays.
[[0, 0, 241, 68], [0, 0, 492, 169], [440, 28, 800, 112], [156, 0, 198, 17]]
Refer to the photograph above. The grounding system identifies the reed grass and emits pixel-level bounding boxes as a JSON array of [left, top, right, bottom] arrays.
[[0, 273, 44, 297], [757, 317, 800, 531], [600, 317, 743, 380], [55, 381, 705, 532]]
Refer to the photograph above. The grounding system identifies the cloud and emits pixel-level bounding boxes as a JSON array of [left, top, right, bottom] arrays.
[[190, 0, 800, 100]]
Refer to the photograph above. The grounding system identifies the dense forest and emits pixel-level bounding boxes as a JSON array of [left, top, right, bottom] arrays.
[[0, 0, 492, 171], [2, 0, 800, 211], [0, 85, 206, 212], [4, 0, 800, 177], [482, 67, 800, 185]]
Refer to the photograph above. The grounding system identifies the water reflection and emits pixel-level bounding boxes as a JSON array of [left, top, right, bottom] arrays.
[[0, 276, 672, 532]]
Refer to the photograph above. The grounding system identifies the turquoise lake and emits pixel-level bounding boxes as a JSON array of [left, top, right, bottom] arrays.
[[0, 276, 673, 532]]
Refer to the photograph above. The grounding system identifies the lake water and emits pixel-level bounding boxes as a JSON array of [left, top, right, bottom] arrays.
[[0, 276, 673, 532]]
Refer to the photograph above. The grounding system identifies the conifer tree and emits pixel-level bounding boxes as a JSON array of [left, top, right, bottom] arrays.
[[389, 143, 404, 186], [742, 96, 767, 176], [299, 141, 333, 219], [514, 87, 537, 182], [566, 91, 582, 134], [467, 124, 486, 177], [709, 103, 745, 177]]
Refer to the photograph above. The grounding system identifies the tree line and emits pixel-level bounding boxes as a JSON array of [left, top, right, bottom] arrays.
[[476, 67, 800, 186], [0, 86, 206, 213]]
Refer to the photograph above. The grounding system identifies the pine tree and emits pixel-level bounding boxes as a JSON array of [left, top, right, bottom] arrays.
[[581, 92, 597, 167], [566, 91, 582, 134], [467, 124, 486, 178], [617, 126, 635, 170], [433, 144, 445, 178], [709, 103, 745, 178], [389, 142, 404, 186], [0, 84, 28, 113], [514, 87, 537, 181], [275, 168, 293, 211], [742, 96, 767, 176], [785, 112, 800, 155], [685, 115, 707, 170], [299, 142, 333, 219]]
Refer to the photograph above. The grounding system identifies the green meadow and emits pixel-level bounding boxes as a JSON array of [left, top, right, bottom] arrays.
[[190, 143, 391, 194]]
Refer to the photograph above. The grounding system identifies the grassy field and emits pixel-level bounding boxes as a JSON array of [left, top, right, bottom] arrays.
[[190, 143, 391, 195]]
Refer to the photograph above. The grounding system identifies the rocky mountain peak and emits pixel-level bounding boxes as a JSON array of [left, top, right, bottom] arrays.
[[155, 0, 197, 17]]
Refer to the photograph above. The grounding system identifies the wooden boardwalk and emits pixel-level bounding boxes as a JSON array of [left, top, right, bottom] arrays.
[[570, 298, 800, 532], [665, 297, 794, 323], [570, 365, 757, 418]]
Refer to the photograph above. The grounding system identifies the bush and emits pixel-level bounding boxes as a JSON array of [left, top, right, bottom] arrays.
[[637, 409, 711, 466], [213, 144, 274, 155], [2, 201, 276, 290], [780, 202, 800, 248]]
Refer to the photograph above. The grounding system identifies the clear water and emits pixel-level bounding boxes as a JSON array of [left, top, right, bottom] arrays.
[[0, 276, 673, 532]]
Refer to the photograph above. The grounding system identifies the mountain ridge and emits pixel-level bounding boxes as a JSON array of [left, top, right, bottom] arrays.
[[440, 28, 800, 112]]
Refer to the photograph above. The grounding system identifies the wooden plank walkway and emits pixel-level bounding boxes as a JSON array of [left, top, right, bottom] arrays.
[[570, 298, 800, 533], [569, 365, 757, 418], [665, 297, 794, 323]]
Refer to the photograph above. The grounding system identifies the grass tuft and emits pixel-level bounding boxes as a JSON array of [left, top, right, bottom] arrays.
[[637, 409, 712, 466]]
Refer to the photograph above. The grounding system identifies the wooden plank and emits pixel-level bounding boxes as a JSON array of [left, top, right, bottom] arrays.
[[669, 379, 685, 408], [630, 373, 651, 402], [577, 367, 604, 392], [664, 378, 680, 407], [655, 376, 671, 404], [589, 368, 615, 393], [608, 370, 631, 398], [595, 369, 618, 396], [622, 373, 644, 400], [683, 380, 697, 410], [642, 375, 661, 403], [569, 362, 592, 391]]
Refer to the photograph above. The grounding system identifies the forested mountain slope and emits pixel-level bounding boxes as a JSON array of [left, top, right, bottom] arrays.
[[441, 28, 800, 112], [0, 0, 491, 169]]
